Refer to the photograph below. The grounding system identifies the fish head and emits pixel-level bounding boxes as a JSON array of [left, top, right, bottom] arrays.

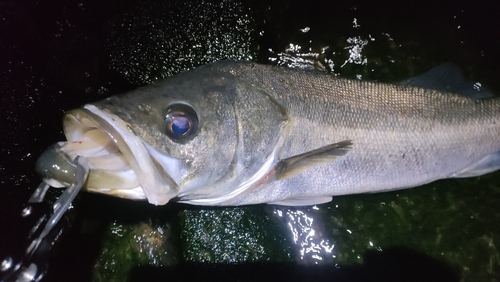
[[37, 67, 240, 205], [36, 62, 288, 205]]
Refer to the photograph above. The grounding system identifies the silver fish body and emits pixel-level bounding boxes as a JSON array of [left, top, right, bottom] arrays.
[[36, 61, 500, 206]]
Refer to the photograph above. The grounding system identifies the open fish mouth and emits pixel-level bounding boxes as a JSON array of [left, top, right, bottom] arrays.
[[36, 105, 180, 205]]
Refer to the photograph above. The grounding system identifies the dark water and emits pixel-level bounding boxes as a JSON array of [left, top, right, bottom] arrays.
[[1, 0, 499, 281]]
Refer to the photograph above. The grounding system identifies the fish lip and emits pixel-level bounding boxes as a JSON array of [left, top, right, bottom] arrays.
[[62, 105, 179, 205]]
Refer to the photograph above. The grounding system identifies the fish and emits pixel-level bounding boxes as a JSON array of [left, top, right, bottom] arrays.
[[35, 61, 500, 206]]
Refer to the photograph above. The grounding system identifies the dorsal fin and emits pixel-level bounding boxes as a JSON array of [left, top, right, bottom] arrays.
[[400, 63, 494, 99]]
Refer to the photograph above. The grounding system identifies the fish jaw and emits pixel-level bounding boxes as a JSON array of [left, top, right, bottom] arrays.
[[36, 104, 183, 205]]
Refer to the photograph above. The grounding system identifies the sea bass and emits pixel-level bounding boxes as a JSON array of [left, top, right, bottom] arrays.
[[36, 61, 500, 206]]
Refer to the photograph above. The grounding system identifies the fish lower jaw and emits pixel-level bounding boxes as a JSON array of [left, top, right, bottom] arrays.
[[85, 186, 146, 200], [36, 106, 180, 205], [37, 105, 183, 205], [63, 104, 178, 205]]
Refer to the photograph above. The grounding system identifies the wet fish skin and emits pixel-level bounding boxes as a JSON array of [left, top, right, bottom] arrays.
[[199, 61, 500, 205], [38, 61, 500, 206]]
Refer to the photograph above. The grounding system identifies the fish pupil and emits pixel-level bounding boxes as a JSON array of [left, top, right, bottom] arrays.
[[171, 116, 190, 136]]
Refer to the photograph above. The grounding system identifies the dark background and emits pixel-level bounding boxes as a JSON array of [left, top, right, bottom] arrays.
[[1, 0, 499, 281]]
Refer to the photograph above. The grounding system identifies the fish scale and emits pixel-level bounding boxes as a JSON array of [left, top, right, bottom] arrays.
[[219, 62, 500, 205]]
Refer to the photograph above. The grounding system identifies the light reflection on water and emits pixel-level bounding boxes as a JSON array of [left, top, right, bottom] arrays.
[[266, 18, 372, 74], [273, 205, 337, 264], [341, 36, 369, 68]]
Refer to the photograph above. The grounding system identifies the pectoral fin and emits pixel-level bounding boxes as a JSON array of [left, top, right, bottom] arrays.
[[275, 140, 352, 180]]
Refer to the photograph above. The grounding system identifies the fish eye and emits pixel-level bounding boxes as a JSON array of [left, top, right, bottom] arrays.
[[164, 103, 198, 141]]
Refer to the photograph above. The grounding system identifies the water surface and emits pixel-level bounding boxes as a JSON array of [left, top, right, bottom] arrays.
[[1, 0, 499, 281]]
